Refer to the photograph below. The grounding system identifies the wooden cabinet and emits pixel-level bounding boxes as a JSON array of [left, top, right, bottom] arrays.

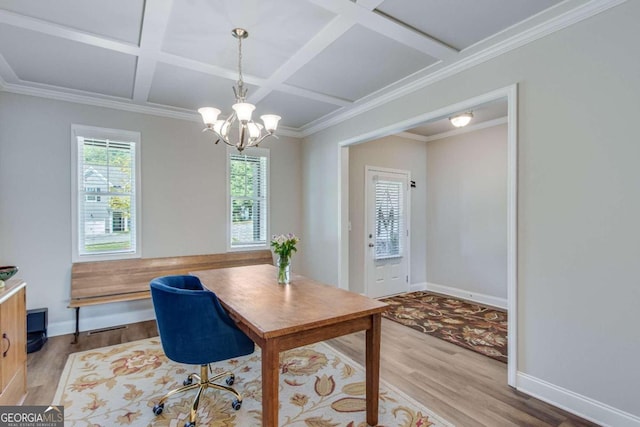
[[0, 279, 26, 405]]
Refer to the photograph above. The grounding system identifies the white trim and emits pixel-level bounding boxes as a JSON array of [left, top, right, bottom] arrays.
[[517, 372, 640, 427], [425, 282, 507, 310], [299, 0, 627, 137], [424, 117, 508, 142], [409, 282, 427, 293], [70, 124, 142, 263], [48, 307, 156, 338], [396, 132, 428, 142], [506, 84, 518, 387], [226, 146, 270, 252]]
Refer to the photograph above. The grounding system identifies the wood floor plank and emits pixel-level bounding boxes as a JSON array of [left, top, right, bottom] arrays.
[[25, 319, 597, 426]]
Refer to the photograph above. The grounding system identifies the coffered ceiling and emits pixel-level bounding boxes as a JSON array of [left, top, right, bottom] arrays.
[[0, 0, 613, 136]]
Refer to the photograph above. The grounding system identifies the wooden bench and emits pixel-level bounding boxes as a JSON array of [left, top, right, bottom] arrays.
[[69, 250, 273, 343]]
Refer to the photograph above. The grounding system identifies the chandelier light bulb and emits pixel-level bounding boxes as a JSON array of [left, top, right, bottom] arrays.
[[247, 122, 262, 139], [232, 103, 255, 122], [198, 107, 221, 126]]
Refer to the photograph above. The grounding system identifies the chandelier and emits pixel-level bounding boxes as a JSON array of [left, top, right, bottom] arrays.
[[198, 28, 281, 152]]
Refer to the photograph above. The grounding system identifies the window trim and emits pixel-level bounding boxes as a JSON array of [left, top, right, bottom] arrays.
[[226, 146, 270, 252], [71, 124, 142, 262]]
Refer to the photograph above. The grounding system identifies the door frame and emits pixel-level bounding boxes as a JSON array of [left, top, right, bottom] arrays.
[[363, 166, 411, 298], [338, 84, 518, 386]]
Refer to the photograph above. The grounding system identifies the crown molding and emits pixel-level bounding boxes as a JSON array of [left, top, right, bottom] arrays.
[[1, 81, 302, 137], [300, 0, 629, 137]]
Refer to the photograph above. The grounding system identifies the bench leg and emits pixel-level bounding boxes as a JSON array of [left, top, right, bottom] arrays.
[[72, 307, 80, 344]]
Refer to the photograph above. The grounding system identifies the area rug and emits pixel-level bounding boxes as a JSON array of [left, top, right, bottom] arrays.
[[53, 338, 452, 426], [380, 291, 508, 363]]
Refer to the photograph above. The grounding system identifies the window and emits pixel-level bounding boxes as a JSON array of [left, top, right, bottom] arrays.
[[374, 179, 404, 259], [71, 125, 141, 261], [228, 147, 268, 249]]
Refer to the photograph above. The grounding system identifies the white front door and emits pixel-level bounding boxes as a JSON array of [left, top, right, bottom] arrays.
[[365, 167, 410, 298]]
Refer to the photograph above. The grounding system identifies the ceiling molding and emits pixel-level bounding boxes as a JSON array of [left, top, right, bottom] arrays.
[[0, 9, 140, 56], [0, 52, 18, 84], [132, 0, 173, 103], [396, 132, 428, 142], [248, 16, 354, 106], [424, 117, 508, 142], [306, 0, 457, 59], [1, 75, 304, 137], [300, 0, 629, 137], [0, 0, 627, 140]]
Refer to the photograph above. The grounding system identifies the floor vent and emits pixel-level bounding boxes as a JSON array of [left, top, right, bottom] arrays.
[[87, 325, 127, 335]]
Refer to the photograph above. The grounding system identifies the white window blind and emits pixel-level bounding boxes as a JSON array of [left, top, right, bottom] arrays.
[[76, 136, 138, 257], [229, 150, 268, 248], [374, 178, 404, 259]]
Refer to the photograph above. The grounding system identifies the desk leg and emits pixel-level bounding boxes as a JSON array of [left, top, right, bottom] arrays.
[[366, 313, 381, 426], [262, 341, 279, 427]]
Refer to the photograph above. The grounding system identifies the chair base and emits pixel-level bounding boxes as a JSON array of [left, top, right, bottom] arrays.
[[152, 364, 242, 426]]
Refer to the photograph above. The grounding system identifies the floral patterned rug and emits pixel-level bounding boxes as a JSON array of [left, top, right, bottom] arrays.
[[380, 291, 508, 363], [53, 338, 452, 426]]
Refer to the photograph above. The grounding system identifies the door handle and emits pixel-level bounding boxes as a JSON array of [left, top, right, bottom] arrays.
[[2, 333, 10, 358], [368, 243, 374, 247]]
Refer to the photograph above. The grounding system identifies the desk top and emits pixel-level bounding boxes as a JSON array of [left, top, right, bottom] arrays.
[[194, 264, 387, 340]]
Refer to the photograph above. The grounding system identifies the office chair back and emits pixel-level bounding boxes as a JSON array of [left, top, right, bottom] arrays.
[[150, 275, 254, 365]]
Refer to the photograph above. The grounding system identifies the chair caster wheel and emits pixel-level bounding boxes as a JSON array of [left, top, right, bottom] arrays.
[[152, 403, 164, 415], [184, 422, 196, 427], [226, 374, 235, 386], [232, 399, 242, 410], [183, 376, 193, 386]]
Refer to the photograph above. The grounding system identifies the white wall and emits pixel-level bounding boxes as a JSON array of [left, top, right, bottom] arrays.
[[348, 135, 427, 294], [426, 124, 507, 299], [0, 92, 302, 335], [302, 2, 640, 423]]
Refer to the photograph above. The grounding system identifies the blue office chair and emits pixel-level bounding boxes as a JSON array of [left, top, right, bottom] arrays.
[[150, 275, 254, 427]]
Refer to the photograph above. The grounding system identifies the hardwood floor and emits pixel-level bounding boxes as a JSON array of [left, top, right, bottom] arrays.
[[27, 319, 597, 426]]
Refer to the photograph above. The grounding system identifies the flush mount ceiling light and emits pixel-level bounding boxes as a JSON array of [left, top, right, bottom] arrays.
[[198, 28, 281, 153], [449, 112, 473, 128]]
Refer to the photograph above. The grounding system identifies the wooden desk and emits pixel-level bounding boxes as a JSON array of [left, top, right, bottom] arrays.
[[194, 264, 388, 427]]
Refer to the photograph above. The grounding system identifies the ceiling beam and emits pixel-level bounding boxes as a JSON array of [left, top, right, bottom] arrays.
[[0, 52, 19, 84], [132, 0, 173, 102], [305, 0, 457, 59], [248, 16, 355, 107], [0, 10, 139, 56]]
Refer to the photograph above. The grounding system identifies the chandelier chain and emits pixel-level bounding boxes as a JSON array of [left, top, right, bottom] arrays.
[[237, 35, 244, 90]]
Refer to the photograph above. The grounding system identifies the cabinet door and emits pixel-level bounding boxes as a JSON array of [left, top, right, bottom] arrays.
[[0, 288, 26, 391]]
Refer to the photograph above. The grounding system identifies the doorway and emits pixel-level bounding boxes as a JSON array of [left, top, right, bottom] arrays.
[[338, 84, 518, 386]]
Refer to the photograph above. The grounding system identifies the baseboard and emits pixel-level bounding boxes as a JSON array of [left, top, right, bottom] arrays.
[[48, 307, 156, 338], [517, 372, 640, 427], [409, 282, 428, 292], [425, 282, 507, 309]]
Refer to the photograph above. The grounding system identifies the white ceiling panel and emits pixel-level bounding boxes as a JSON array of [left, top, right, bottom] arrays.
[[0, 0, 144, 44], [285, 24, 437, 101], [162, 0, 336, 78], [0, 24, 136, 98], [148, 62, 258, 111], [256, 91, 341, 129], [376, 0, 562, 50]]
